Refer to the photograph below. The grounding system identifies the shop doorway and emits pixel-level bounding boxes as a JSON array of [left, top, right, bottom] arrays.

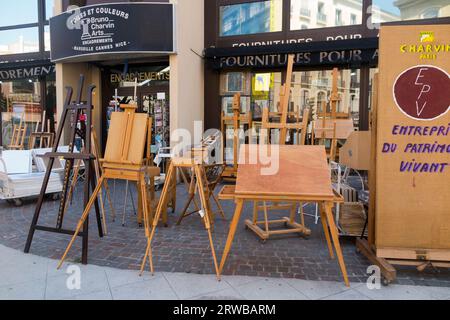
[[101, 64, 170, 155]]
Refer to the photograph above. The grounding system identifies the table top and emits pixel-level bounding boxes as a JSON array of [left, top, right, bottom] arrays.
[[235, 145, 334, 200], [313, 119, 355, 140]]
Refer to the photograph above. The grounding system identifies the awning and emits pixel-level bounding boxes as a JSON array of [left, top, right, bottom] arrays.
[[205, 38, 379, 69]]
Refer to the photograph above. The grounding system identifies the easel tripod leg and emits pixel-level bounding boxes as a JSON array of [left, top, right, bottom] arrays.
[[140, 164, 175, 274], [57, 177, 105, 269]]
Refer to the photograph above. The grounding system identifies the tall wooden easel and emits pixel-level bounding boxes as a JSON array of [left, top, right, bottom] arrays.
[[24, 76, 103, 264], [261, 54, 309, 145], [57, 104, 159, 269], [140, 155, 220, 279], [221, 93, 252, 181]]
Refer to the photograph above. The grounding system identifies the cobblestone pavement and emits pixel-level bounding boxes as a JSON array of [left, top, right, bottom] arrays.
[[0, 181, 449, 287]]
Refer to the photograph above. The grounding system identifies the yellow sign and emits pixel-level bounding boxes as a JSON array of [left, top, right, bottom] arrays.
[[254, 73, 271, 92], [400, 31, 449, 60]]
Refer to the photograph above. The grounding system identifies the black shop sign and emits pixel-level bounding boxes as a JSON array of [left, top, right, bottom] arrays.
[[0, 64, 55, 81], [214, 49, 378, 69], [50, 3, 175, 63]]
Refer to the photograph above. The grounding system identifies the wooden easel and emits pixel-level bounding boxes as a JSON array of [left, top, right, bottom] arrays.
[[317, 68, 349, 119], [9, 113, 27, 150], [64, 128, 116, 235], [312, 116, 338, 162], [24, 75, 104, 265], [221, 93, 252, 181], [255, 55, 312, 240], [57, 104, 159, 269], [177, 163, 226, 226], [29, 111, 55, 149], [140, 155, 220, 279]]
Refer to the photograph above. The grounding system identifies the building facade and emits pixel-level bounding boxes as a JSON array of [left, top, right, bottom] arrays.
[[204, 0, 450, 132], [0, 0, 449, 151]]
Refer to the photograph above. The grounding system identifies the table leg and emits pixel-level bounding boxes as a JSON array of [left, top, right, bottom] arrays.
[[219, 198, 245, 274], [319, 202, 334, 259], [324, 202, 350, 287]]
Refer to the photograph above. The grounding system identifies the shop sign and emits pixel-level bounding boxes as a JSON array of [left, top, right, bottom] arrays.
[[50, 3, 175, 63], [110, 71, 170, 84], [375, 25, 450, 252], [215, 49, 378, 69], [400, 31, 450, 60], [0, 64, 55, 81], [230, 33, 366, 48]]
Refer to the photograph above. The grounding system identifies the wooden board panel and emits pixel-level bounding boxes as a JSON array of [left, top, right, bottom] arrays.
[[127, 114, 148, 164], [104, 112, 127, 162], [235, 145, 334, 199], [375, 25, 450, 253], [313, 119, 355, 140], [339, 131, 371, 170]]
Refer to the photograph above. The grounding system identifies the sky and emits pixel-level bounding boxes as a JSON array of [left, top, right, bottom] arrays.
[[0, 0, 54, 46], [373, 0, 401, 15]]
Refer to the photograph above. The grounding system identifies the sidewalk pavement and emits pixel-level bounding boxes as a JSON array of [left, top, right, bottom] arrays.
[[0, 245, 449, 300]]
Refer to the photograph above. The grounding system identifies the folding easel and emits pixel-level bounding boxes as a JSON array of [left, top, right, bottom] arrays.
[[24, 75, 103, 265], [140, 155, 220, 279], [29, 111, 55, 149], [221, 93, 252, 181], [57, 104, 159, 269], [177, 163, 226, 226], [9, 113, 27, 150]]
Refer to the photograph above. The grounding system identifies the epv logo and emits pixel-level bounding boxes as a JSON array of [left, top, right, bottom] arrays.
[[393, 65, 450, 121]]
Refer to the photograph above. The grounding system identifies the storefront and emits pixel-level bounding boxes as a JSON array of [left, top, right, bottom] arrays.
[[52, 0, 205, 152], [203, 0, 450, 132], [0, 0, 56, 148]]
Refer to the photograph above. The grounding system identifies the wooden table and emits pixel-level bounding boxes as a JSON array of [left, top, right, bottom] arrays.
[[219, 144, 350, 286]]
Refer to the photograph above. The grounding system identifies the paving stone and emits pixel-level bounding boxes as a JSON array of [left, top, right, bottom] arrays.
[[323, 288, 371, 300], [233, 278, 309, 300], [284, 279, 352, 300], [163, 272, 232, 300], [354, 284, 450, 300], [111, 277, 178, 300], [0, 278, 46, 300]]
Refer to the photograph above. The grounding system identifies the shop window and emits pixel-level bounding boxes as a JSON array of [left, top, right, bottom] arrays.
[[0, 0, 38, 27], [291, 69, 361, 124], [371, 0, 450, 23], [291, 0, 363, 30], [219, 0, 283, 36], [0, 79, 43, 147], [251, 72, 281, 116], [0, 28, 40, 55]]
